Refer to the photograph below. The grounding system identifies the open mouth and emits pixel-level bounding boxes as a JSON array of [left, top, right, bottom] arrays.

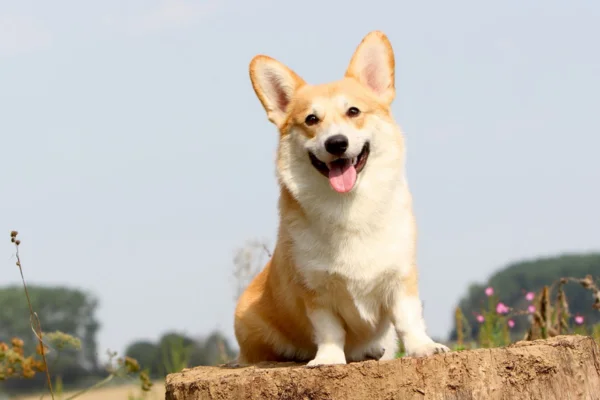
[[308, 142, 370, 193]]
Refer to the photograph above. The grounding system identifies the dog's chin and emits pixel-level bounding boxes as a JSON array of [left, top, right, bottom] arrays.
[[308, 142, 370, 193]]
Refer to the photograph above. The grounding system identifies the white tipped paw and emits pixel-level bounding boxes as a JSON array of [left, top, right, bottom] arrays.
[[404, 337, 450, 358], [307, 356, 347, 367], [306, 347, 346, 367]]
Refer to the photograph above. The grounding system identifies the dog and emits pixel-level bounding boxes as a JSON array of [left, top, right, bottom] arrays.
[[233, 31, 449, 367]]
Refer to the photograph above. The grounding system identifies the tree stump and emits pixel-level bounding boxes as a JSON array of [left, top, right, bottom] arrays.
[[165, 335, 600, 399]]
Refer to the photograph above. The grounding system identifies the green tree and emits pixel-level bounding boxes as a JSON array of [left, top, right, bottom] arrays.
[[123, 330, 238, 378], [156, 332, 196, 376], [449, 253, 600, 341], [0, 285, 101, 372], [124, 340, 160, 378]]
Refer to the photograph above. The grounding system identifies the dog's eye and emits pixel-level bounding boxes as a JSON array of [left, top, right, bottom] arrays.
[[305, 114, 319, 126], [347, 107, 361, 117]]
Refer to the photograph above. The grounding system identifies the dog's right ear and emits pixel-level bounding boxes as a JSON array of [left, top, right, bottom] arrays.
[[249, 55, 306, 128], [345, 31, 395, 105]]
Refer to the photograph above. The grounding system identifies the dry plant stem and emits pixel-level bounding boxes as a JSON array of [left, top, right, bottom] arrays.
[[455, 307, 464, 347], [232, 240, 272, 301], [11, 232, 55, 399], [556, 281, 569, 335], [63, 373, 115, 400], [262, 244, 272, 258], [522, 275, 598, 342], [538, 287, 548, 339], [568, 275, 600, 310], [547, 276, 598, 334], [549, 276, 599, 310], [217, 338, 229, 364], [542, 286, 551, 338]]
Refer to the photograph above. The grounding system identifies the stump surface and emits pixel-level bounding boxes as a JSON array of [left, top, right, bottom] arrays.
[[165, 335, 600, 400]]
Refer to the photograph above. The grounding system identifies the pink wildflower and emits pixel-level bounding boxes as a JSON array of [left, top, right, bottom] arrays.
[[574, 315, 584, 325], [496, 302, 509, 314], [476, 314, 485, 323], [507, 319, 515, 328], [485, 287, 494, 297], [528, 305, 536, 314], [525, 292, 535, 301]]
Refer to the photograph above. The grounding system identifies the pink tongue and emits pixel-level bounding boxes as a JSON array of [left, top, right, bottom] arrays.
[[328, 161, 357, 193]]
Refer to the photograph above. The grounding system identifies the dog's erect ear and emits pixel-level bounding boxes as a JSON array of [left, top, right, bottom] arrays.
[[249, 55, 306, 128], [345, 31, 395, 104]]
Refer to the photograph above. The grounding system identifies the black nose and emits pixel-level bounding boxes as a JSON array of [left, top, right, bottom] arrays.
[[324, 134, 349, 156]]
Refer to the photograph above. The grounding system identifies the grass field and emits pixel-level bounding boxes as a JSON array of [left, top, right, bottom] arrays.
[[9, 381, 165, 400]]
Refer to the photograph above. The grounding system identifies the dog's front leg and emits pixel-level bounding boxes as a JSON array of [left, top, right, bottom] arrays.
[[306, 308, 347, 366], [391, 271, 450, 358]]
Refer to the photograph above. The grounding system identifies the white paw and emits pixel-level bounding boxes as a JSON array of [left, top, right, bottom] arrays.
[[307, 356, 347, 367], [404, 336, 450, 358], [306, 348, 346, 367]]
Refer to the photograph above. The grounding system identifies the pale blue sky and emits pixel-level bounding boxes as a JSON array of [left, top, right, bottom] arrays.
[[2, 0, 599, 359]]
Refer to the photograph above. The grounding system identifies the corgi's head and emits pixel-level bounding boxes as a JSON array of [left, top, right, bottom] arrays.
[[249, 31, 405, 199]]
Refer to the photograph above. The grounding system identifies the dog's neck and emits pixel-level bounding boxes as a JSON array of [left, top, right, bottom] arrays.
[[278, 173, 411, 234]]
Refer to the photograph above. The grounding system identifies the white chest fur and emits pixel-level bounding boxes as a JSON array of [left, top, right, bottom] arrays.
[[289, 185, 415, 278], [285, 184, 415, 330]]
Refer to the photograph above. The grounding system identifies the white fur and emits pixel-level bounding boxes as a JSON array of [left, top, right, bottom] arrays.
[[303, 95, 371, 164], [393, 295, 449, 357], [277, 109, 449, 363], [306, 309, 347, 366], [248, 32, 448, 365]]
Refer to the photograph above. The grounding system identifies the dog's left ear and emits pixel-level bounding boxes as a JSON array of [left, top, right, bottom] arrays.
[[345, 31, 395, 104], [249, 55, 306, 129]]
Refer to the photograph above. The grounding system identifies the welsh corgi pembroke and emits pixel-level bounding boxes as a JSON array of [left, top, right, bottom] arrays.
[[234, 31, 449, 366]]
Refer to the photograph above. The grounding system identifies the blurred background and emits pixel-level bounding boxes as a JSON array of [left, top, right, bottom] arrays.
[[1, 0, 599, 398]]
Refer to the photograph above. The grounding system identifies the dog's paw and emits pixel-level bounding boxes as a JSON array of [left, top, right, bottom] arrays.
[[364, 347, 385, 361], [404, 337, 450, 358], [306, 348, 347, 367], [306, 356, 347, 367]]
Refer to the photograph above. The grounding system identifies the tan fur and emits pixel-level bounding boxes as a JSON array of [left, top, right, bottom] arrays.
[[235, 31, 449, 366]]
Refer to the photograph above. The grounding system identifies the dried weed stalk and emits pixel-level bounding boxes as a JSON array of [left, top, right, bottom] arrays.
[[455, 307, 464, 347], [524, 275, 600, 341], [232, 239, 272, 301], [7, 230, 152, 399], [10, 230, 55, 398]]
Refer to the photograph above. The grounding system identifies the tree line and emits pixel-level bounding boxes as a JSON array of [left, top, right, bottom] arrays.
[[0, 285, 235, 394]]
